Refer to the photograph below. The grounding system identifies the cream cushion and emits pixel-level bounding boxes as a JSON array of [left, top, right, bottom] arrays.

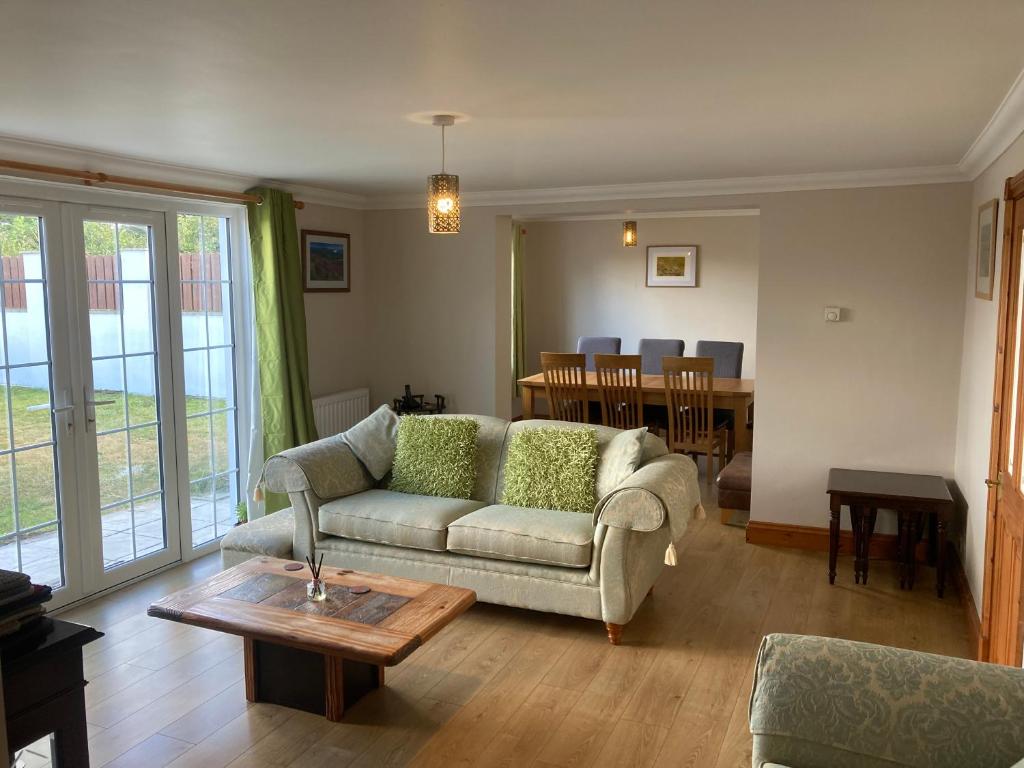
[[319, 489, 484, 551], [595, 426, 648, 498], [342, 404, 399, 480], [447, 505, 595, 568]]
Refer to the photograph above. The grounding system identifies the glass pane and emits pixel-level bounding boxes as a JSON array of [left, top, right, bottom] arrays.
[[118, 224, 151, 281], [5, 283, 48, 365], [0, 372, 8, 452], [10, 366, 53, 447], [181, 287, 207, 347], [212, 411, 233, 474], [187, 415, 212, 480], [184, 350, 209, 414], [205, 217, 227, 279], [89, 292, 122, 357], [21, 522, 62, 589], [214, 473, 236, 538], [0, 454, 13, 537], [97, 432, 129, 506], [134, 496, 165, 559], [129, 426, 161, 497], [209, 346, 234, 411], [207, 282, 231, 346], [122, 283, 154, 354], [14, 446, 58, 532], [92, 358, 126, 432], [101, 501, 134, 569], [190, 478, 216, 547], [125, 354, 157, 425]]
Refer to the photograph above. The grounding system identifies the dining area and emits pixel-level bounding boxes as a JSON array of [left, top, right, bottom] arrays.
[[517, 336, 755, 487]]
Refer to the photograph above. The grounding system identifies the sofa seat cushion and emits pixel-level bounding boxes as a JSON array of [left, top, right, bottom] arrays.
[[319, 489, 485, 552], [447, 505, 595, 568]]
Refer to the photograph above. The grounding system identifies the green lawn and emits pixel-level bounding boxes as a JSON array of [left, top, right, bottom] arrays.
[[0, 386, 231, 536]]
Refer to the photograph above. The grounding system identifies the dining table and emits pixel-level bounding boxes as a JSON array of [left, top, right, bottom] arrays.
[[517, 372, 756, 452]]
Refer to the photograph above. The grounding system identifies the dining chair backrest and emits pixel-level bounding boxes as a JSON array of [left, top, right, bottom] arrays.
[[540, 352, 590, 423], [695, 340, 744, 379], [662, 356, 715, 450], [594, 354, 644, 430], [638, 338, 685, 375], [576, 336, 621, 371]]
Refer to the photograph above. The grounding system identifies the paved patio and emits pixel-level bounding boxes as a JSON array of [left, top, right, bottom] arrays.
[[0, 494, 236, 588]]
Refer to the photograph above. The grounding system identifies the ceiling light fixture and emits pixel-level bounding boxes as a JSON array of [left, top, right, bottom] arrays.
[[427, 115, 460, 234], [623, 220, 638, 247]]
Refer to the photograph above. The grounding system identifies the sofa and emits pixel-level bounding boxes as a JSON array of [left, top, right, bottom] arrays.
[[749, 633, 1024, 768], [221, 414, 703, 644]]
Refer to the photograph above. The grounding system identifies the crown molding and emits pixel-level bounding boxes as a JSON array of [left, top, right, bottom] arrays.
[[959, 67, 1024, 180], [0, 134, 369, 210], [365, 165, 967, 210], [517, 208, 760, 222]]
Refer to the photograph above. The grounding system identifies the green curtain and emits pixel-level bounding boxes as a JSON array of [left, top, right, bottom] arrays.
[[512, 222, 527, 393], [246, 187, 318, 513]]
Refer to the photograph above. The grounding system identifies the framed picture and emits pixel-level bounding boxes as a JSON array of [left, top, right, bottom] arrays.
[[975, 199, 998, 301], [646, 245, 697, 287], [301, 229, 350, 292]]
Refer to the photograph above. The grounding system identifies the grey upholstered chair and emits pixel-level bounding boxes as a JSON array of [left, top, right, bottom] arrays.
[[576, 336, 621, 372], [695, 340, 743, 378], [638, 338, 684, 375]]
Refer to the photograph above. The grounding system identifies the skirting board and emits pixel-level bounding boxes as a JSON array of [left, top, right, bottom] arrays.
[[746, 520, 982, 660]]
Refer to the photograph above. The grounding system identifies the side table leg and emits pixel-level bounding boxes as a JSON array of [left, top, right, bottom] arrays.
[[897, 511, 908, 589], [907, 512, 921, 590], [828, 497, 841, 585], [51, 688, 90, 768], [937, 517, 947, 598], [850, 505, 863, 584], [862, 508, 877, 585]]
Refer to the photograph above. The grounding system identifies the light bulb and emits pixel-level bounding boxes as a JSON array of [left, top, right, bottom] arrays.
[[436, 197, 454, 214]]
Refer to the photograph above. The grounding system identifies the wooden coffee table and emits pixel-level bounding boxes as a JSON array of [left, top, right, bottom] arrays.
[[148, 556, 475, 720]]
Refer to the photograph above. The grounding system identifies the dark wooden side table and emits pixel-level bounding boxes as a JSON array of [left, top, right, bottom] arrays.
[[827, 469, 954, 597], [3, 618, 103, 767]]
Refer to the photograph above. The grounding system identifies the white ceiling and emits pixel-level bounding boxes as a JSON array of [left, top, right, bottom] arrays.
[[3, 0, 1024, 198]]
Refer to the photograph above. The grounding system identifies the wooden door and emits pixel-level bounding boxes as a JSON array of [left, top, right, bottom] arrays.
[[983, 172, 1024, 665]]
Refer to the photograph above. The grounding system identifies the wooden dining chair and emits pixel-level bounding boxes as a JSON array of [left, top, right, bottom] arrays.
[[594, 354, 644, 429], [662, 356, 732, 486], [540, 352, 590, 423]]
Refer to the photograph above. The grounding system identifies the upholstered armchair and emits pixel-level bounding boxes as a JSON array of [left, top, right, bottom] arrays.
[[749, 633, 1024, 768]]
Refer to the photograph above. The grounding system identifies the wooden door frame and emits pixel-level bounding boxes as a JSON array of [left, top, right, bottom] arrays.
[[981, 171, 1024, 662]]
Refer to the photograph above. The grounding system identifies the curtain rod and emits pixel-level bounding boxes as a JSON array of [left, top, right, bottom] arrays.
[[0, 158, 305, 209]]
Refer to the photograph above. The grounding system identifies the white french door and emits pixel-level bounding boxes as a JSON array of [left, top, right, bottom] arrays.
[[66, 205, 182, 592], [0, 187, 248, 609]]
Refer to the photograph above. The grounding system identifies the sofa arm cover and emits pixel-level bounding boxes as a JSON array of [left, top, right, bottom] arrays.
[[594, 453, 701, 540], [750, 633, 1024, 768], [263, 435, 374, 501]]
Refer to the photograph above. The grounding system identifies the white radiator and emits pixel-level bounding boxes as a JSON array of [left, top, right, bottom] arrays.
[[312, 387, 370, 436]]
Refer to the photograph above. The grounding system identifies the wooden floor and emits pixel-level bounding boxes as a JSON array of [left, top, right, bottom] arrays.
[[34, 497, 969, 768]]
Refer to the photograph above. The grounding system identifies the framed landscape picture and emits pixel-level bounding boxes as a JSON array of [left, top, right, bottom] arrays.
[[646, 245, 697, 287], [975, 199, 997, 301], [302, 229, 350, 292]]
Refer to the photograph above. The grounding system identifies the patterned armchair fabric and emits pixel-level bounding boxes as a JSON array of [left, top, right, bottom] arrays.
[[749, 633, 1024, 768]]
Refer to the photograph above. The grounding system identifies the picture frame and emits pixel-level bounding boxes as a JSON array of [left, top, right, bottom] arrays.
[[975, 199, 997, 301], [646, 245, 698, 287], [301, 229, 350, 292]]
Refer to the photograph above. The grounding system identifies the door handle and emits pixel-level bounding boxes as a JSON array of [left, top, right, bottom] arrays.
[[26, 404, 75, 413], [985, 478, 1000, 488]]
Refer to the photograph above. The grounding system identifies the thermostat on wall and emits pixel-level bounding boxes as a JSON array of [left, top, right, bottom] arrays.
[[825, 306, 841, 322]]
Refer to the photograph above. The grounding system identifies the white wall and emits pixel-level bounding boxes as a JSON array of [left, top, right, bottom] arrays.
[[753, 185, 971, 532], [954, 131, 1024, 614], [523, 215, 759, 378], [294, 203, 369, 399]]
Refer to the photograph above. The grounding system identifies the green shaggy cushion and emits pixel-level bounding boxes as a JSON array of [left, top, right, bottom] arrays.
[[389, 416, 479, 499], [501, 427, 598, 514]]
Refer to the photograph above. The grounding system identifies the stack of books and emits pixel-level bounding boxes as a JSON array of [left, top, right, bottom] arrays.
[[0, 570, 52, 650]]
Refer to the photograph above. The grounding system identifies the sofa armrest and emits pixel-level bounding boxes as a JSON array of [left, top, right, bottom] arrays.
[[750, 633, 1024, 768], [594, 453, 701, 539], [263, 435, 374, 501]]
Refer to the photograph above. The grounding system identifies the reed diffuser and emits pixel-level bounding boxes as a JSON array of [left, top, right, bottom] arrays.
[[306, 554, 326, 601]]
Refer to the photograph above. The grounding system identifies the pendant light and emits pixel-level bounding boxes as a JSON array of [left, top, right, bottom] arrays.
[[623, 220, 638, 247], [427, 115, 460, 234]]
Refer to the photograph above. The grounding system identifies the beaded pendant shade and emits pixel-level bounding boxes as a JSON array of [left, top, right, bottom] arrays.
[[427, 115, 461, 234], [623, 220, 638, 247]]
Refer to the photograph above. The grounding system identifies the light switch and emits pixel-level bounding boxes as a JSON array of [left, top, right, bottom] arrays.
[[825, 306, 841, 322]]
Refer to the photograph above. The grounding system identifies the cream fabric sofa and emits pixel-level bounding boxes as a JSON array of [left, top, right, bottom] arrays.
[[222, 415, 703, 644]]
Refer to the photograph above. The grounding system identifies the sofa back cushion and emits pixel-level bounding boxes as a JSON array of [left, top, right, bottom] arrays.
[[389, 416, 479, 499], [500, 426, 599, 514]]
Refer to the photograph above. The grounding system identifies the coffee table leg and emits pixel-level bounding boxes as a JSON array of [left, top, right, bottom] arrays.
[[243, 637, 256, 703]]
